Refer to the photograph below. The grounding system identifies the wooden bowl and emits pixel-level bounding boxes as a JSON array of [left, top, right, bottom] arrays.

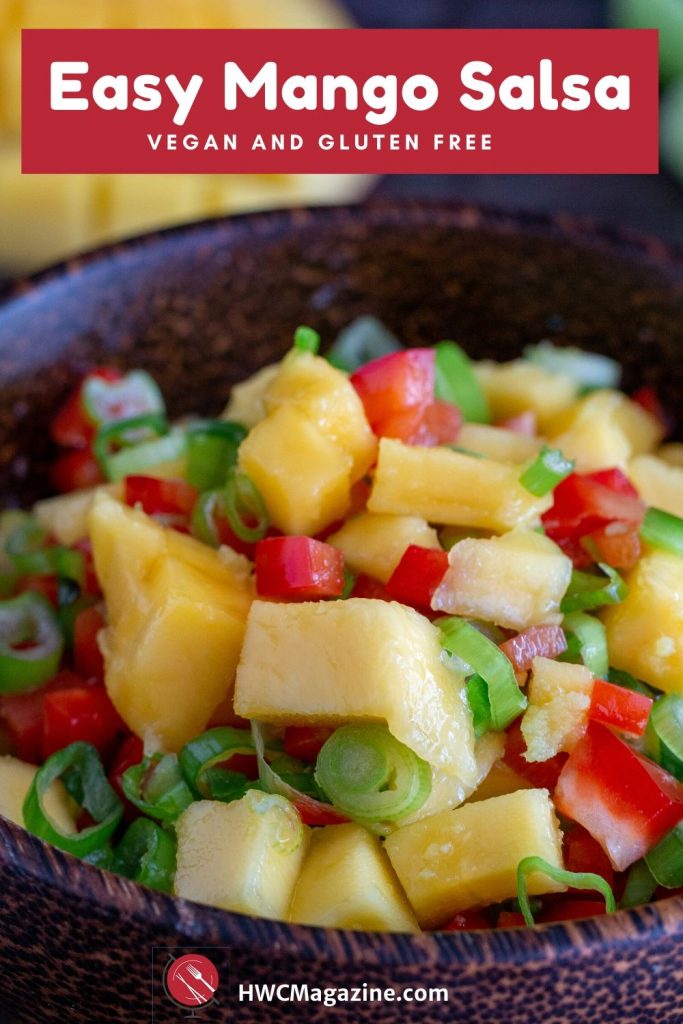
[[0, 201, 681, 1024]]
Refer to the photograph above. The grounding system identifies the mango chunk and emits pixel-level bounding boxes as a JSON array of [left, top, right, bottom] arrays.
[[457, 423, 542, 464], [265, 350, 376, 483], [0, 755, 75, 834], [400, 733, 504, 825], [384, 789, 565, 927], [628, 455, 683, 517], [238, 405, 352, 535], [33, 483, 122, 546], [466, 761, 533, 803], [603, 549, 683, 695], [368, 439, 552, 533], [328, 512, 440, 583], [431, 529, 571, 630], [521, 658, 594, 762], [222, 363, 280, 428], [549, 390, 664, 472], [289, 823, 419, 932], [658, 444, 683, 469], [174, 793, 309, 918], [89, 494, 253, 751], [474, 359, 578, 432], [234, 598, 476, 783]]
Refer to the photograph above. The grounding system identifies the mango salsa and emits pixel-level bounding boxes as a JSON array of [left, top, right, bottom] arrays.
[[89, 493, 253, 751]]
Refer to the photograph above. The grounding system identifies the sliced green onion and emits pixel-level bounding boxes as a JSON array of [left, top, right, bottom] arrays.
[[179, 726, 257, 796], [645, 823, 683, 888], [0, 592, 64, 694], [191, 490, 222, 547], [620, 859, 658, 909], [467, 674, 492, 739], [315, 724, 431, 823], [435, 341, 490, 423], [561, 611, 609, 679], [200, 767, 256, 803], [5, 515, 84, 584], [93, 413, 169, 479], [523, 341, 621, 391], [293, 325, 321, 355], [186, 420, 247, 492], [23, 741, 123, 857], [112, 818, 176, 893], [645, 694, 683, 781], [439, 617, 527, 731], [82, 370, 165, 428], [641, 507, 683, 558], [83, 844, 114, 870], [516, 856, 616, 926], [223, 469, 269, 543], [251, 719, 341, 822], [608, 666, 659, 700], [339, 568, 356, 600], [105, 430, 186, 483], [560, 563, 627, 614], [326, 315, 400, 371], [519, 446, 574, 497], [122, 754, 194, 822], [268, 754, 323, 799]]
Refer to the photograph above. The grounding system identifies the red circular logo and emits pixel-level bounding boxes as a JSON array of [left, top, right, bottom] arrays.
[[164, 954, 220, 1008]]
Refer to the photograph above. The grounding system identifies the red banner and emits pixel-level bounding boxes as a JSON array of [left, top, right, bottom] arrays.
[[22, 28, 658, 174]]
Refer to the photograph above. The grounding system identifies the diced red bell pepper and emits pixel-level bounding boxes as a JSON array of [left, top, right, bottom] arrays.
[[542, 470, 644, 543], [498, 411, 537, 436], [255, 536, 345, 600], [283, 725, 335, 763], [538, 899, 608, 923], [51, 368, 122, 449], [108, 733, 144, 819], [500, 625, 568, 673], [291, 795, 349, 826], [350, 349, 435, 428], [368, 399, 462, 447], [496, 911, 526, 928], [503, 719, 568, 792], [587, 521, 642, 571], [385, 545, 449, 610], [588, 679, 653, 737], [0, 670, 85, 763], [555, 721, 683, 871], [42, 685, 124, 760], [564, 825, 614, 887], [124, 476, 198, 519], [73, 606, 106, 680], [443, 909, 490, 931], [350, 573, 393, 601], [51, 448, 105, 494]]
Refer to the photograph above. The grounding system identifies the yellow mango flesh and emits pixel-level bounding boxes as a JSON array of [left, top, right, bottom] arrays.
[[33, 483, 122, 546], [521, 657, 594, 762], [400, 733, 504, 825], [368, 439, 552, 532], [0, 755, 75, 834], [457, 423, 542, 464], [474, 359, 578, 432], [432, 529, 571, 630], [265, 351, 376, 483], [289, 823, 419, 933], [238, 405, 352, 535], [89, 494, 252, 751], [174, 792, 309, 918], [603, 549, 683, 695], [628, 455, 683, 517], [466, 761, 533, 803], [548, 390, 663, 472], [384, 789, 565, 927], [234, 598, 476, 783], [222, 363, 280, 428], [327, 512, 440, 583]]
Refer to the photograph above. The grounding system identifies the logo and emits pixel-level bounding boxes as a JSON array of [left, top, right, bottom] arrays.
[[163, 953, 221, 1017]]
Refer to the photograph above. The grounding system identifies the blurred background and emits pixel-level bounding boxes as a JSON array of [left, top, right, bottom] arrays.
[[0, 0, 681, 276]]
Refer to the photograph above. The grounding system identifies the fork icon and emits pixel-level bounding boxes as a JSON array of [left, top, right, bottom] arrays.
[[186, 963, 216, 994]]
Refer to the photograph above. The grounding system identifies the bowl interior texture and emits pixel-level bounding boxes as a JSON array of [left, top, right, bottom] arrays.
[[0, 201, 682, 1024]]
